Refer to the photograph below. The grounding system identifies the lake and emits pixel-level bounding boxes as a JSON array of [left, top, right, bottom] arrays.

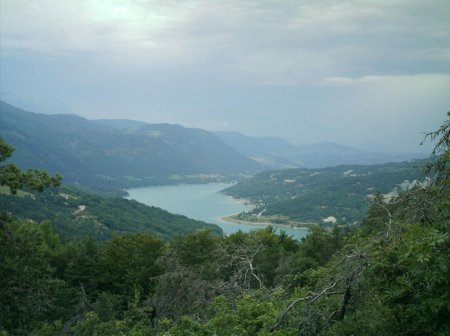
[[126, 183, 308, 239]]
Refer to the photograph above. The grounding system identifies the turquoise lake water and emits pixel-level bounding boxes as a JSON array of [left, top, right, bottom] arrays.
[[126, 183, 308, 239]]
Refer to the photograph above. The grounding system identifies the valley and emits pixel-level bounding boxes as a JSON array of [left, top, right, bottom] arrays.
[[1, 2, 448, 333], [126, 182, 309, 239], [0, 101, 433, 234], [1, 101, 448, 336]]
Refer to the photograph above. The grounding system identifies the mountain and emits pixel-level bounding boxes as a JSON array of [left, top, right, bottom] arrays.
[[223, 159, 430, 226], [92, 118, 149, 130], [215, 131, 427, 169], [0, 101, 263, 193], [214, 131, 301, 168]]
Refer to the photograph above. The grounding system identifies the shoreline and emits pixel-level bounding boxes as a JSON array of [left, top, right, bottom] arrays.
[[221, 194, 254, 207], [221, 214, 313, 230]]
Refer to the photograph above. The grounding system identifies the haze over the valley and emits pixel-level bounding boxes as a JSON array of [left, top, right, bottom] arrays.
[[1, 0, 449, 153]]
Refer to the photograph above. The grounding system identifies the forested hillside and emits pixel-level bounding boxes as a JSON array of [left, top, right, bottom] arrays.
[[1, 163, 448, 335], [0, 186, 221, 240], [223, 159, 430, 226], [0, 101, 263, 194]]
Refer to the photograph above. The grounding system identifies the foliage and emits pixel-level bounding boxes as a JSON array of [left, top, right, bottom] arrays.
[[98, 233, 165, 300], [0, 137, 61, 194], [423, 111, 450, 180], [0, 219, 78, 334]]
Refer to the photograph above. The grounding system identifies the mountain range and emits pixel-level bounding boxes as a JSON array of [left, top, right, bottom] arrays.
[[1, 101, 427, 194], [215, 131, 427, 169], [0, 101, 261, 193]]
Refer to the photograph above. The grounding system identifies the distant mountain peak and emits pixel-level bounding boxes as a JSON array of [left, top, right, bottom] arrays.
[[215, 130, 427, 169]]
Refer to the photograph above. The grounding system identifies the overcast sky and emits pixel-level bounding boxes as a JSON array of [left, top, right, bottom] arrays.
[[1, 0, 449, 152]]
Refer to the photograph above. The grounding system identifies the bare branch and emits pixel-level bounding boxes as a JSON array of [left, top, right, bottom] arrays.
[[271, 247, 369, 332], [373, 199, 392, 241]]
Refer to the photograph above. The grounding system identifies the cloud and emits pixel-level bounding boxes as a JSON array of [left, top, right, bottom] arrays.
[[1, 0, 449, 152], [2, 0, 449, 83]]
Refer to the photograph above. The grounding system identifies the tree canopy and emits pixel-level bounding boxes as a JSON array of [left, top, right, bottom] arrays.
[[0, 137, 62, 194]]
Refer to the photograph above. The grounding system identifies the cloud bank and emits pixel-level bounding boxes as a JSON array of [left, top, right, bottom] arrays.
[[1, 0, 449, 151]]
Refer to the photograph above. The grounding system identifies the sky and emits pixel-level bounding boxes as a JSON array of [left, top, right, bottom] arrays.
[[1, 0, 449, 152]]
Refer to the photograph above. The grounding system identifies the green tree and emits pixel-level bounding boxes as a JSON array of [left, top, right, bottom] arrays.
[[0, 220, 77, 333], [99, 233, 165, 301], [0, 137, 62, 194]]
